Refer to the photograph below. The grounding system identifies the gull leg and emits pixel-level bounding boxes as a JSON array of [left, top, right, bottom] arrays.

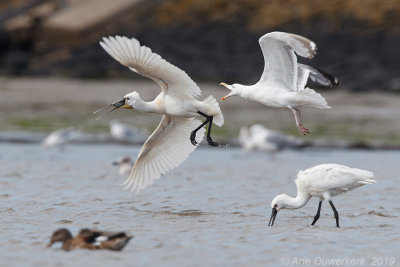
[[311, 201, 322, 226], [328, 200, 340, 228], [289, 107, 309, 135]]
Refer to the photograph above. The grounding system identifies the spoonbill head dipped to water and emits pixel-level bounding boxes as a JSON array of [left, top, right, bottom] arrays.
[[268, 164, 376, 228], [220, 31, 339, 136], [94, 36, 224, 193]]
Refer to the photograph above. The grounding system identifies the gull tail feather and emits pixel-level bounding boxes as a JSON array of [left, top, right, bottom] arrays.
[[298, 88, 331, 110]]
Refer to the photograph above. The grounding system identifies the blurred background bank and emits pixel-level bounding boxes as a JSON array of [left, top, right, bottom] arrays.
[[1, 0, 400, 147]]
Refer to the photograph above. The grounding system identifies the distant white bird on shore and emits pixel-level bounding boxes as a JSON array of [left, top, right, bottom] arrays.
[[113, 157, 134, 176], [238, 124, 303, 153], [268, 164, 376, 228], [220, 31, 339, 135], [109, 120, 146, 143], [42, 127, 79, 149], [94, 36, 224, 192]]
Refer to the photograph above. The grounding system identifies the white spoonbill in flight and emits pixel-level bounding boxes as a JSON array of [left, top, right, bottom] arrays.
[[95, 36, 224, 192], [220, 31, 339, 135], [268, 164, 376, 228]]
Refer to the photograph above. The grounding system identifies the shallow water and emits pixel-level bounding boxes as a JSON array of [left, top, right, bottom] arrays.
[[0, 144, 399, 266]]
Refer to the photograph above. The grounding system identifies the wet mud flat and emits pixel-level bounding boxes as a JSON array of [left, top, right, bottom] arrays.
[[0, 143, 399, 266]]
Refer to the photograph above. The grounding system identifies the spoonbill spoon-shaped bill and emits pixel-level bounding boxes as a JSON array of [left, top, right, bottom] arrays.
[[220, 31, 339, 135], [268, 164, 376, 227], [97, 36, 224, 192]]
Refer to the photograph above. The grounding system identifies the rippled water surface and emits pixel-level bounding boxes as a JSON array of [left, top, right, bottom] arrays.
[[0, 144, 399, 266]]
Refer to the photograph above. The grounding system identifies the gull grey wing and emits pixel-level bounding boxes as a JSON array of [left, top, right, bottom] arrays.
[[258, 32, 318, 91], [258, 35, 297, 90]]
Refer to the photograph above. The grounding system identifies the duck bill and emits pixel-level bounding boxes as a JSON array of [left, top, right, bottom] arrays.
[[47, 240, 55, 248], [268, 207, 278, 226]]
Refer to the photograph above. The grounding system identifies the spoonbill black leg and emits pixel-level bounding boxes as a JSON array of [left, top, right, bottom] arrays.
[[329, 200, 340, 228], [190, 117, 209, 146], [205, 115, 218, 147], [288, 107, 310, 135], [190, 111, 219, 147], [311, 201, 322, 226]]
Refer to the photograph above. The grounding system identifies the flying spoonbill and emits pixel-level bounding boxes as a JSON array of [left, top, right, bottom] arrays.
[[94, 36, 224, 192]]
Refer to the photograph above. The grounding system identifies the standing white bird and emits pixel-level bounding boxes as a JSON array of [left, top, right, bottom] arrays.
[[42, 127, 79, 150], [109, 120, 146, 143], [238, 124, 303, 153], [220, 31, 339, 135], [95, 36, 224, 192], [268, 164, 376, 228]]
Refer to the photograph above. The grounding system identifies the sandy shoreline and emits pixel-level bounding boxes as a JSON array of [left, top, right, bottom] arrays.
[[1, 76, 400, 147]]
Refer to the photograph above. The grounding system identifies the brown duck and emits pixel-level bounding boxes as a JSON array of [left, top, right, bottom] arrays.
[[47, 228, 133, 251]]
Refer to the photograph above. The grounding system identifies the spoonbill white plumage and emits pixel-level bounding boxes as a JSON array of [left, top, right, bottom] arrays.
[[268, 164, 376, 227], [95, 36, 224, 192], [220, 31, 339, 135]]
